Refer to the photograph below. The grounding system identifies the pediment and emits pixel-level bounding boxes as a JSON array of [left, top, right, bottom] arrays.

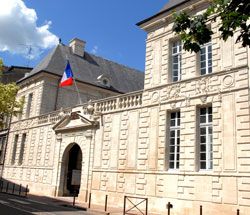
[[53, 111, 98, 133]]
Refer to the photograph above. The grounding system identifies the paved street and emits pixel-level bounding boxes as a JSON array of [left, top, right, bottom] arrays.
[[0, 193, 104, 215]]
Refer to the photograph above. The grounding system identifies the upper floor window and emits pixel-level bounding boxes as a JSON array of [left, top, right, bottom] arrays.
[[18, 96, 25, 120], [18, 133, 26, 165], [169, 111, 180, 170], [172, 41, 182, 82], [11, 134, 18, 165], [26, 93, 33, 118], [199, 107, 213, 170], [200, 42, 212, 75]]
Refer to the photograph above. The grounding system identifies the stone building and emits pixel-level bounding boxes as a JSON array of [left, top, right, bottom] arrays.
[[0, 66, 32, 173], [2, 0, 250, 214]]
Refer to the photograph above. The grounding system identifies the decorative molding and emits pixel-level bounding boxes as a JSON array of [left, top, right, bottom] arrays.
[[151, 91, 160, 103], [167, 84, 181, 100], [196, 77, 210, 94], [200, 95, 208, 103], [223, 75, 234, 88]]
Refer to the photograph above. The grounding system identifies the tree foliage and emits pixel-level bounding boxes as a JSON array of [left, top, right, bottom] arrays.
[[173, 0, 250, 52], [0, 59, 24, 129]]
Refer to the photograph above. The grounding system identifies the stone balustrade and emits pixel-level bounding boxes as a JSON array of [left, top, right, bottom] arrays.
[[32, 91, 143, 126], [95, 91, 143, 113]]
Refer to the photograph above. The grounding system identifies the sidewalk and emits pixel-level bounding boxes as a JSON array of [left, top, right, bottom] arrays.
[[26, 194, 122, 215]]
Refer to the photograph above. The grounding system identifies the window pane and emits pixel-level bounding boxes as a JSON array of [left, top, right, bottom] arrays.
[[200, 108, 206, 115], [170, 146, 175, 153], [170, 138, 175, 145], [200, 127, 206, 135], [200, 153, 206, 161], [171, 112, 176, 119], [200, 116, 206, 124], [200, 136, 206, 143], [200, 162, 206, 169], [170, 153, 175, 161], [170, 131, 175, 137], [200, 144, 206, 152], [169, 162, 174, 169], [208, 115, 212, 123]]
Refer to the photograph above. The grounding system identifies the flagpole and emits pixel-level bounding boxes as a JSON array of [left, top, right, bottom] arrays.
[[64, 56, 82, 105], [73, 77, 82, 105]]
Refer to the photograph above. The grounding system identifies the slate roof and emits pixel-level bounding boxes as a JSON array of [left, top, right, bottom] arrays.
[[1, 66, 32, 84], [18, 44, 144, 93], [137, 0, 191, 26], [160, 0, 190, 12]]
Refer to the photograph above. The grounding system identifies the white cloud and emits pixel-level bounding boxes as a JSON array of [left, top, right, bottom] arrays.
[[91, 45, 99, 54], [0, 0, 58, 59]]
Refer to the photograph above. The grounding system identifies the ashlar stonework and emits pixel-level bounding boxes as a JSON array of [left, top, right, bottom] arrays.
[[2, 0, 250, 214]]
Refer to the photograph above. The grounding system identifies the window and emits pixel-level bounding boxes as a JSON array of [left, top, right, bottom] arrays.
[[199, 107, 213, 170], [18, 96, 25, 120], [169, 112, 180, 169], [18, 133, 26, 165], [0, 136, 6, 163], [26, 93, 33, 118], [11, 134, 18, 165], [172, 41, 182, 82], [200, 42, 212, 75]]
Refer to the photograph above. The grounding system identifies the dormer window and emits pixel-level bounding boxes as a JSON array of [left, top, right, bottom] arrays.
[[97, 74, 111, 87]]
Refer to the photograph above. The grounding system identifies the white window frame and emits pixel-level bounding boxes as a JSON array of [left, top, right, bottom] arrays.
[[199, 107, 213, 170], [172, 41, 182, 82], [169, 111, 180, 170], [200, 42, 212, 75]]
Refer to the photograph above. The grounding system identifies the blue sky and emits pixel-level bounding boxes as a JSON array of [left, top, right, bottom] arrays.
[[0, 0, 168, 71]]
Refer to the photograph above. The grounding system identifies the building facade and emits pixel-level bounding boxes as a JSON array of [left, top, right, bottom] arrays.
[[0, 66, 32, 174], [2, 0, 250, 214]]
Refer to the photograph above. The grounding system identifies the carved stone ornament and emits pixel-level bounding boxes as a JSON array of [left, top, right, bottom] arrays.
[[223, 75, 234, 88], [200, 95, 208, 103], [151, 91, 160, 103], [167, 84, 181, 100], [217, 88, 222, 102], [185, 94, 191, 107], [170, 102, 177, 109], [196, 77, 210, 94]]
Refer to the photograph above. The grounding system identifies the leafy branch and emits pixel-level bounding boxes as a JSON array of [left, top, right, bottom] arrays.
[[0, 59, 24, 129], [173, 0, 250, 52]]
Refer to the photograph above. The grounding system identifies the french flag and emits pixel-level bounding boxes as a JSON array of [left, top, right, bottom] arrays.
[[59, 61, 74, 87]]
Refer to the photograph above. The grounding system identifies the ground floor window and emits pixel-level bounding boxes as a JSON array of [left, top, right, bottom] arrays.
[[199, 107, 213, 170], [169, 111, 180, 170]]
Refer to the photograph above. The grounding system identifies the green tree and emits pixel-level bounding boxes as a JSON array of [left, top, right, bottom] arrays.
[[173, 0, 250, 52], [0, 59, 24, 129]]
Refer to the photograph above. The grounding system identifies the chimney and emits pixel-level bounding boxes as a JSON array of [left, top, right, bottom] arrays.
[[69, 38, 86, 57]]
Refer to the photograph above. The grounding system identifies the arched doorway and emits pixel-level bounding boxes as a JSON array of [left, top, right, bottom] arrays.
[[61, 143, 82, 196]]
